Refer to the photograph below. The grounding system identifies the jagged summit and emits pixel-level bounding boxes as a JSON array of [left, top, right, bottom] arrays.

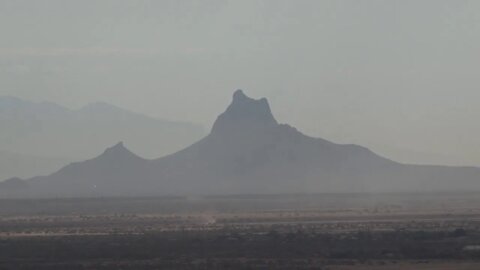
[[2, 88, 480, 197], [211, 90, 278, 134], [233, 89, 246, 99]]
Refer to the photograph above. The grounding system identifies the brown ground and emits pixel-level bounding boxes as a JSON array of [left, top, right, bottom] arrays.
[[1, 193, 480, 269]]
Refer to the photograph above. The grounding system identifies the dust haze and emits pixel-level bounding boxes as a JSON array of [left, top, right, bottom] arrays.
[[1, 0, 479, 166], [1, 1, 480, 269]]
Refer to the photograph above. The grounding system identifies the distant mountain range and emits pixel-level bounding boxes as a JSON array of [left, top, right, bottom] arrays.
[[0, 96, 204, 180], [1, 90, 479, 197]]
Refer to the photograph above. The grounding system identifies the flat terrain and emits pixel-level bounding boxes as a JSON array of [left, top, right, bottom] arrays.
[[1, 193, 480, 269]]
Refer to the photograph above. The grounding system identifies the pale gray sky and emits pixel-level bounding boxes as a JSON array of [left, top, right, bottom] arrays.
[[0, 0, 479, 166]]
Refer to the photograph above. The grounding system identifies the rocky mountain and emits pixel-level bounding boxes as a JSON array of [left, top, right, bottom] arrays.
[[1, 90, 479, 197], [0, 96, 204, 181]]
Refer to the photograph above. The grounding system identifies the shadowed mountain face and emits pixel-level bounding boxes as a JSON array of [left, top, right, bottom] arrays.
[[25, 142, 152, 196], [2, 90, 479, 197], [0, 96, 204, 181], [211, 90, 278, 134]]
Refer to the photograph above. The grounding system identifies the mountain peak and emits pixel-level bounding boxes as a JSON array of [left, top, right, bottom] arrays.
[[102, 141, 125, 154], [232, 89, 248, 100], [211, 90, 277, 134], [112, 141, 125, 149], [99, 142, 143, 161]]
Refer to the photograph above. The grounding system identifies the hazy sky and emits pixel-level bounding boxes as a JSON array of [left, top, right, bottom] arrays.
[[0, 0, 479, 166]]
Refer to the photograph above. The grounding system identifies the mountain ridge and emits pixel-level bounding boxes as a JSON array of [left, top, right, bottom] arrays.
[[1, 90, 479, 197], [0, 95, 205, 160]]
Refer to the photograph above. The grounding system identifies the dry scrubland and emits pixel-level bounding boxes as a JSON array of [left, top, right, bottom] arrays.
[[1, 193, 480, 269]]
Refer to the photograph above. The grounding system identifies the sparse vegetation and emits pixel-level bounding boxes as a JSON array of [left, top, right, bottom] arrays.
[[1, 194, 480, 269]]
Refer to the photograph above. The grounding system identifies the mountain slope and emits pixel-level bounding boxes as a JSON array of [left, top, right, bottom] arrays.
[[25, 142, 152, 197], [0, 96, 204, 159], [0, 150, 72, 181], [2, 90, 479, 197]]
